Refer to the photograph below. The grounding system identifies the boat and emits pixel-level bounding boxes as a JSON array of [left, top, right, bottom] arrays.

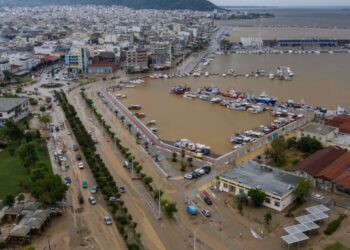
[[222, 73, 227, 77], [255, 92, 277, 105], [128, 104, 142, 110], [210, 97, 222, 103], [170, 85, 191, 95], [204, 72, 209, 77], [268, 72, 275, 80], [135, 112, 146, 118], [115, 93, 127, 99], [150, 127, 158, 133], [183, 92, 198, 99], [199, 94, 210, 101], [146, 120, 156, 126], [193, 72, 201, 77]]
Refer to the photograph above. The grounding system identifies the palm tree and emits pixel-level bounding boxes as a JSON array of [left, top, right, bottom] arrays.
[[136, 132, 141, 143], [171, 152, 177, 162], [114, 110, 119, 117], [181, 149, 185, 166], [187, 157, 193, 167], [264, 212, 272, 225], [127, 123, 132, 131], [144, 141, 149, 151], [120, 116, 125, 124]]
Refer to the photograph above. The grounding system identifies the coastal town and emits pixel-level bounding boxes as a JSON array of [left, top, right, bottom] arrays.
[[1, 2, 350, 250]]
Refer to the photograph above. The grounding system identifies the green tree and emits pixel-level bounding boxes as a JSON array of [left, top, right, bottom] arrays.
[[143, 176, 153, 186], [180, 149, 186, 166], [1, 120, 24, 141], [24, 245, 36, 250], [248, 188, 266, 207], [30, 173, 67, 204], [127, 123, 132, 131], [286, 137, 298, 149], [162, 200, 178, 217], [2, 70, 11, 81], [293, 178, 312, 203], [297, 136, 323, 155], [264, 212, 272, 225], [187, 157, 193, 167], [29, 162, 48, 182], [266, 136, 287, 167], [171, 152, 177, 162], [154, 189, 164, 200], [4, 194, 15, 206], [17, 142, 38, 168], [40, 105, 46, 113], [39, 115, 50, 127]]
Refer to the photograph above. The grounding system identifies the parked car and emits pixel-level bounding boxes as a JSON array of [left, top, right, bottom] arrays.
[[78, 162, 84, 169], [202, 209, 211, 217], [88, 195, 96, 205], [123, 160, 130, 169], [186, 205, 198, 216], [91, 185, 98, 194], [73, 144, 79, 151], [109, 196, 120, 203], [64, 162, 70, 169], [104, 216, 113, 225], [201, 166, 211, 174], [203, 196, 213, 206], [76, 154, 82, 161], [64, 177, 71, 186], [119, 186, 126, 193], [184, 173, 193, 179], [82, 181, 88, 189]]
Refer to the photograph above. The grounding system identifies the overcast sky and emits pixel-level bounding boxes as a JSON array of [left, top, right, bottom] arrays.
[[211, 0, 350, 6]]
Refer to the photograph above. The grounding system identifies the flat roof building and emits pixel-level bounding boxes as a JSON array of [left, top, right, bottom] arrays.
[[300, 122, 338, 143], [0, 97, 29, 122], [219, 161, 300, 211]]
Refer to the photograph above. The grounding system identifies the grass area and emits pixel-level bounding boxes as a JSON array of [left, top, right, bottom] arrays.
[[283, 149, 306, 169], [324, 242, 350, 250], [0, 139, 52, 200]]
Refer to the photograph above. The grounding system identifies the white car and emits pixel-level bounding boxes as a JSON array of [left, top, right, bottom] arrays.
[[184, 173, 193, 180], [78, 162, 84, 169], [104, 216, 113, 225], [88, 196, 96, 205]]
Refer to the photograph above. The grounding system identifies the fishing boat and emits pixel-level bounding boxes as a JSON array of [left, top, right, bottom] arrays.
[[115, 93, 127, 99], [204, 72, 209, 77], [269, 72, 275, 80], [183, 92, 198, 99], [150, 127, 158, 133], [146, 120, 156, 126], [170, 85, 191, 95], [199, 94, 210, 101], [255, 92, 277, 105], [128, 104, 142, 110], [135, 112, 146, 118], [210, 97, 222, 103]]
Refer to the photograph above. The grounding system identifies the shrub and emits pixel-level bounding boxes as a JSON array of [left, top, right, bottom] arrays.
[[324, 214, 347, 235]]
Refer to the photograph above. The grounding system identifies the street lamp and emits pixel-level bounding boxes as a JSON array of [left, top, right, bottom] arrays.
[[158, 183, 162, 220], [193, 224, 205, 250]]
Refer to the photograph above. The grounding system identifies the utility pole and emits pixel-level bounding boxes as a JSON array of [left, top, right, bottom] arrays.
[[158, 183, 162, 220]]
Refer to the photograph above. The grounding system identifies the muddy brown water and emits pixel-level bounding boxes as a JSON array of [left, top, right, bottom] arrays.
[[118, 53, 350, 155]]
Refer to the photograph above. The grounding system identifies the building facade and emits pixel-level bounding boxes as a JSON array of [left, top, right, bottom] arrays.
[[126, 47, 148, 72], [65, 47, 88, 73], [219, 161, 300, 211], [0, 98, 29, 122]]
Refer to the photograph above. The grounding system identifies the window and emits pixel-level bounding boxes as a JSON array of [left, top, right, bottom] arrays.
[[223, 183, 228, 189], [264, 197, 270, 204], [239, 189, 244, 194], [274, 201, 280, 207]]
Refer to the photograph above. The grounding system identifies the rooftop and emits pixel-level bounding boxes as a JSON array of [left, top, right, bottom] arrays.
[[0, 98, 29, 112], [301, 122, 338, 136], [292, 146, 347, 176], [220, 161, 300, 197]]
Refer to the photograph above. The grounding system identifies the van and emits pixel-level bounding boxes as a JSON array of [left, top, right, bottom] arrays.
[[123, 161, 130, 169], [88, 196, 96, 205]]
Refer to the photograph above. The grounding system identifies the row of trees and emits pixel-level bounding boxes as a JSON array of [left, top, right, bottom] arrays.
[[81, 90, 178, 218], [56, 91, 143, 250], [171, 150, 193, 171]]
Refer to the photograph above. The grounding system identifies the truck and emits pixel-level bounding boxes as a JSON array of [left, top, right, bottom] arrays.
[[186, 205, 198, 216]]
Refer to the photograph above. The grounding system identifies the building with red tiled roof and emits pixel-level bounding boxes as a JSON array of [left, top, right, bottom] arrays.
[[292, 146, 350, 196], [326, 115, 350, 134]]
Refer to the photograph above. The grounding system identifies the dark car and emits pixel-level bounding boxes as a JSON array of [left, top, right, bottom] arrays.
[[201, 166, 211, 174], [76, 154, 82, 161], [203, 196, 213, 206]]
